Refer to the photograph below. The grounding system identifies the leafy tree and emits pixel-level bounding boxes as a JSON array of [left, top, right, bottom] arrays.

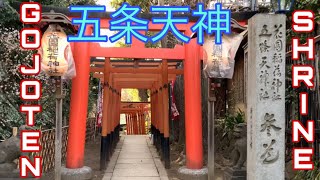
[[110, 0, 153, 12], [286, 1, 320, 179], [286, 0, 320, 42], [0, 0, 97, 139], [121, 89, 140, 102]]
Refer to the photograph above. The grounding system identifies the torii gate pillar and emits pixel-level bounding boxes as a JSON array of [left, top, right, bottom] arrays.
[[178, 31, 207, 179], [62, 28, 93, 179]]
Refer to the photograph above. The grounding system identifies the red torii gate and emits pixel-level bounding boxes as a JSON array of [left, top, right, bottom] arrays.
[[44, 11, 249, 175], [67, 18, 205, 170], [122, 103, 149, 135], [9, 0, 252, 178]]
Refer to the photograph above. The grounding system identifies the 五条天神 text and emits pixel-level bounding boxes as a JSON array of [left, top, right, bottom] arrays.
[[67, 2, 231, 45]]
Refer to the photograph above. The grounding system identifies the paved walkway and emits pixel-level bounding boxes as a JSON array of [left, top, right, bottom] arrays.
[[102, 135, 169, 180]]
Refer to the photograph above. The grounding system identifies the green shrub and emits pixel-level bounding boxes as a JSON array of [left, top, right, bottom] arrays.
[[222, 109, 245, 137]]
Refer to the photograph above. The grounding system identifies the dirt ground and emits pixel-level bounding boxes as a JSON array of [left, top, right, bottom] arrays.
[[167, 143, 225, 180], [84, 137, 105, 180], [166, 146, 182, 180]]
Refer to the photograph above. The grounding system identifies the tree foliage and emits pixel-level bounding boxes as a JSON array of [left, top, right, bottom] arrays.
[[0, 0, 97, 140], [110, 0, 153, 12], [285, 0, 320, 43], [121, 89, 140, 102]]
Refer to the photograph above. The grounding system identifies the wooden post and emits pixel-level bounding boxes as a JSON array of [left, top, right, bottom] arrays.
[[141, 108, 146, 135], [131, 113, 136, 135], [137, 112, 140, 135], [140, 112, 143, 134], [100, 58, 110, 169], [151, 87, 155, 144], [139, 112, 142, 135], [126, 113, 130, 135], [107, 74, 113, 157], [133, 113, 137, 135], [136, 112, 139, 135], [137, 112, 139, 135], [157, 77, 164, 158], [110, 84, 116, 150], [162, 60, 170, 168], [126, 115, 129, 135], [66, 27, 91, 169], [132, 113, 134, 135], [55, 77, 63, 180], [116, 89, 121, 142], [154, 85, 160, 151], [184, 32, 203, 169], [208, 78, 216, 180], [152, 83, 160, 150], [129, 114, 132, 135]]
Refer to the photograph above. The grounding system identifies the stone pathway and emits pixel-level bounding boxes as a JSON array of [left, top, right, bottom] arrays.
[[102, 135, 169, 180]]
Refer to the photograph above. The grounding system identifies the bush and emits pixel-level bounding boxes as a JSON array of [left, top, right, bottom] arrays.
[[222, 109, 245, 137]]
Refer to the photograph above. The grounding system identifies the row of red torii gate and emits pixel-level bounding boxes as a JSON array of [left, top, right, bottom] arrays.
[[27, 3, 251, 174]]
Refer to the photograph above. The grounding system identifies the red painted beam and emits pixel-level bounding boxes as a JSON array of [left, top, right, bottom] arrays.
[[89, 43, 185, 59]]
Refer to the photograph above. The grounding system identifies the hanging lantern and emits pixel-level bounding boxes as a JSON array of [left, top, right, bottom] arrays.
[[39, 24, 70, 77], [271, 0, 295, 13], [203, 31, 245, 79]]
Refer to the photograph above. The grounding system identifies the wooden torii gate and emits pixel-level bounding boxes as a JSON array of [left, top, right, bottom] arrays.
[[67, 20, 205, 170], [120, 102, 150, 135], [35, 8, 252, 173], [91, 57, 182, 168], [9, 0, 253, 177]]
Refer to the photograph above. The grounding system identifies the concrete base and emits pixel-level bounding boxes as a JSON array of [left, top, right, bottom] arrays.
[[61, 166, 93, 180], [224, 167, 246, 180], [178, 166, 208, 180]]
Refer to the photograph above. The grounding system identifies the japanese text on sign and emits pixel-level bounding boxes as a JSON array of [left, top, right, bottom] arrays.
[[67, 3, 231, 45]]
